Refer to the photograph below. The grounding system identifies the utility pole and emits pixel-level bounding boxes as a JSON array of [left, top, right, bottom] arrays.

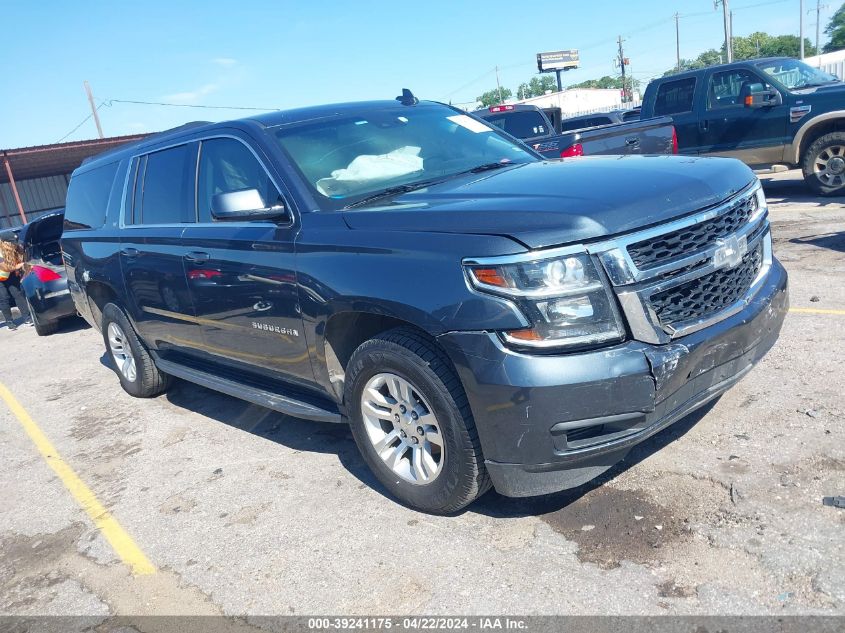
[[495, 66, 503, 104], [728, 11, 734, 54], [83, 81, 104, 139], [617, 36, 628, 103], [715, 0, 732, 63], [674, 13, 681, 72], [815, 0, 829, 60], [800, 0, 805, 59]]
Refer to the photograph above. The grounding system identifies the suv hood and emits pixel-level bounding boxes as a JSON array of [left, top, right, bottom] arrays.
[[342, 156, 756, 249]]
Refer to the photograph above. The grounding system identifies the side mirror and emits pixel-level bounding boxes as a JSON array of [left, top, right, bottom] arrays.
[[741, 83, 783, 108], [211, 189, 288, 222]]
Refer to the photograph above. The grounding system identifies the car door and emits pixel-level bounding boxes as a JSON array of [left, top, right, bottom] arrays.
[[697, 68, 788, 165], [180, 134, 315, 388], [119, 142, 205, 353], [653, 76, 701, 154]]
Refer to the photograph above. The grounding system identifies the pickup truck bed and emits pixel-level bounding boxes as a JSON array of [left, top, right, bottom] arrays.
[[475, 104, 676, 159]]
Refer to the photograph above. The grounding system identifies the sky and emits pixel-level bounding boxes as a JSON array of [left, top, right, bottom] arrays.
[[0, 0, 835, 148]]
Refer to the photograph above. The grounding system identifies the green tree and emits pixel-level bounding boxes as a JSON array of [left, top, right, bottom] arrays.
[[664, 48, 724, 75], [516, 75, 558, 99], [568, 75, 624, 89], [824, 2, 845, 52], [731, 32, 816, 60], [476, 87, 513, 107]]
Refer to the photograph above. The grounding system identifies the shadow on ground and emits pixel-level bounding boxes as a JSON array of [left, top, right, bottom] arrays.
[[760, 174, 845, 205], [789, 230, 845, 253], [161, 376, 718, 517]]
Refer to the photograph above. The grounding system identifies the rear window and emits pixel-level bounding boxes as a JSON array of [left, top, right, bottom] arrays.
[[481, 111, 549, 139], [64, 162, 119, 231], [654, 78, 697, 115], [560, 116, 614, 132]]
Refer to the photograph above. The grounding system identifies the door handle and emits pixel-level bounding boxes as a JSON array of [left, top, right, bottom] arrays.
[[625, 137, 640, 146], [120, 247, 139, 258], [185, 251, 209, 263], [699, 120, 709, 132]]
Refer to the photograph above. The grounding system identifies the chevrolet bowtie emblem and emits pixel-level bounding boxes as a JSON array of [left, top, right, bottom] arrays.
[[713, 234, 748, 269]]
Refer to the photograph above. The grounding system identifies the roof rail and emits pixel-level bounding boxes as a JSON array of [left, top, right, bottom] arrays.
[[79, 121, 213, 166]]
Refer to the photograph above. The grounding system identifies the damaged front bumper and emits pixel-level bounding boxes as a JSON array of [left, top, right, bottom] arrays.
[[438, 258, 789, 498]]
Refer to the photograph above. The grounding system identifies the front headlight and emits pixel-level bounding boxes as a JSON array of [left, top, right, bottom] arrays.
[[465, 250, 625, 350]]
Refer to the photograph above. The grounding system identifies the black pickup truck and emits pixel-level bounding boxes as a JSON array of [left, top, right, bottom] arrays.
[[62, 95, 787, 513], [475, 103, 676, 158], [641, 57, 845, 194]]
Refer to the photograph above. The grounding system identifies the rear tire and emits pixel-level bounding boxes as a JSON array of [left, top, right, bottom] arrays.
[[344, 327, 490, 514], [100, 303, 170, 398], [802, 132, 845, 196], [26, 297, 59, 336]]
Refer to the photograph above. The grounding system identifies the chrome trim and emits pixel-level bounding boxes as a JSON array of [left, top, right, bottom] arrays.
[[43, 289, 71, 299], [462, 243, 586, 267], [590, 180, 763, 286], [616, 229, 771, 344], [119, 133, 294, 229], [462, 180, 770, 346]]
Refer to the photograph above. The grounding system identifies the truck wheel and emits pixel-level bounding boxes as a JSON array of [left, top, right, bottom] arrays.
[[101, 303, 170, 398], [345, 327, 491, 514], [802, 132, 845, 196]]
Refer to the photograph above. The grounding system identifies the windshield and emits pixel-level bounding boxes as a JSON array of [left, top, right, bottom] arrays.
[[755, 58, 840, 90], [271, 103, 536, 209]]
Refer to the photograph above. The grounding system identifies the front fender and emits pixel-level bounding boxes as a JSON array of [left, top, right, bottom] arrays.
[[787, 110, 845, 164]]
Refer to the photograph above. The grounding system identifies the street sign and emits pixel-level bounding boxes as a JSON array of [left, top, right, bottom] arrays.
[[536, 50, 580, 73]]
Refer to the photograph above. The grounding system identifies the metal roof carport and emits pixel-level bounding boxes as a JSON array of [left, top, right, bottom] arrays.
[[0, 134, 146, 228]]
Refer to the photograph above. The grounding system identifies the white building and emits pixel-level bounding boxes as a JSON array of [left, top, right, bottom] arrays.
[[803, 49, 845, 80], [513, 88, 637, 117]]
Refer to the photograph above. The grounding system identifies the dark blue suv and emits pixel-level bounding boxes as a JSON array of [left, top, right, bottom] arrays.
[[62, 98, 788, 513]]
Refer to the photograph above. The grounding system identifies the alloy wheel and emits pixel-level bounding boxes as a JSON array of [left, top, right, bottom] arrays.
[[360, 372, 444, 484], [813, 144, 845, 187], [107, 322, 137, 382]]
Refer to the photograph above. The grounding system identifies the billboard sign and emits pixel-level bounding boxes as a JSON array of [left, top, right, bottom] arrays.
[[536, 50, 580, 72]]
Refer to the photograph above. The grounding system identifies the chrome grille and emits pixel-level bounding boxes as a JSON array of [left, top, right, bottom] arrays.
[[650, 242, 764, 326], [627, 192, 758, 270], [590, 181, 773, 344]]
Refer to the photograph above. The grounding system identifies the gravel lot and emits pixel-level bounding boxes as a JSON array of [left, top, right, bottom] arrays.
[[0, 170, 843, 619]]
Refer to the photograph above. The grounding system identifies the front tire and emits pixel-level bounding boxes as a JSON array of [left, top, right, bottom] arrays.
[[100, 303, 170, 398], [344, 327, 490, 514], [802, 132, 845, 196]]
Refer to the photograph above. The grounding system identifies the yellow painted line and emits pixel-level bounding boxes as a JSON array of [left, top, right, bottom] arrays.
[[790, 307, 845, 315], [0, 382, 155, 576]]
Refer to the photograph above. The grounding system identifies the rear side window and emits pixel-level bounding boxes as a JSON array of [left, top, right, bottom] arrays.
[[482, 111, 549, 139], [133, 144, 196, 225], [64, 162, 119, 231], [197, 138, 281, 222], [560, 116, 614, 132], [654, 78, 697, 115]]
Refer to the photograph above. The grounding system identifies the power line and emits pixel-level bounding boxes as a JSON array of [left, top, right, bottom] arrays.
[[55, 103, 104, 143], [440, 0, 797, 102], [103, 98, 281, 111]]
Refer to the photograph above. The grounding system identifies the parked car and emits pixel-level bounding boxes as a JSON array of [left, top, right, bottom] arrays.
[[62, 95, 788, 513], [474, 103, 676, 158], [641, 57, 845, 194], [18, 210, 77, 335]]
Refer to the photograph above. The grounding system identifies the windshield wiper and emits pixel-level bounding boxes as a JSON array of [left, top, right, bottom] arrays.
[[796, 80, 840, 89], [344, 178, 445, 209], [344, 163, 516, 209], [461, 161, 515, 174]]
